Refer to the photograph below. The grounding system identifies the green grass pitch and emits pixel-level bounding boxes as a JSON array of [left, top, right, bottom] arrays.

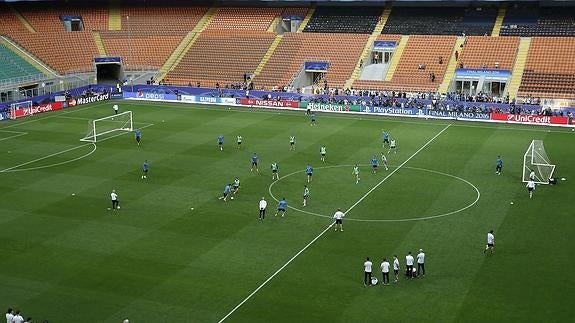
[[0, 100, 574, 322]]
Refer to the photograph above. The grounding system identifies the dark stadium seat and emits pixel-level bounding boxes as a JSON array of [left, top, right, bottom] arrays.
[[500, 5, 575, 37], [303, 7, 383, 34]]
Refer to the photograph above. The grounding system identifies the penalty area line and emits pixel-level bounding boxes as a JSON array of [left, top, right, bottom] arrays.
[[217, 123, 451, 322]]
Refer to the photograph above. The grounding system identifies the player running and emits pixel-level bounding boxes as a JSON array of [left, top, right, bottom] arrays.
[[135, 129, 142, 147], [381, 152, 389, 171], [303, 185, 310, 207], [218, 183, 232, 202], [306, 164, 314, 183], [382, 130, 390, 148], [290, 135, 296, 150], [389, 138, 397, 154], [371, 155, 379, 173], [232, 177, 240, 194], [237, 135, 243, 150], [352, 164, 360, 184], [310, 112, 317, 126], [271, 161, 279, 180], [141, 160, 149, 179], [251, 153, 259, 172], [276, 198, 287, 217], [218, 135, 224, 151], [320, 145, 327, 162], [496, 156, 503, 175]]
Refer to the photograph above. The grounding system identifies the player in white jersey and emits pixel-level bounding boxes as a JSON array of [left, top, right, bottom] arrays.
[[290, 135, 296, 150], [526, 179, 536, 198], [352, 164, 360, 184], [389, 139, 397, 154], [381, 152, 389, 171], [484, 230, 495, 253], [302, 185, 310, 207], [333, 208, 344, 232], [393, 255, 400, 283]]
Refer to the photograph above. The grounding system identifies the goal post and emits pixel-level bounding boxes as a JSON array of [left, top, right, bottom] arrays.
[[81, 111, 133, 142], [522, 140, 556, 184], [9, 100, 33, 120]]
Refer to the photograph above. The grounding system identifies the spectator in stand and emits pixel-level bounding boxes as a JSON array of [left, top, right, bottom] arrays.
[[455, 50, 459, 61], [439, 56, 443, 64]]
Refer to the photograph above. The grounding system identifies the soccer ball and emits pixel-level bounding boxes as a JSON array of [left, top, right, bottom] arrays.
[[117, 206, 121, 209], [231, 197, 234, 200]]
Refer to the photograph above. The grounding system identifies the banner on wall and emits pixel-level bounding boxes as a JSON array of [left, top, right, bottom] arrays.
[[124, 91, 178, 101], [180, 95, 236, 105], [491, 113, 568, 125], [10, 102, 63, 119], [301, 102, 361, 112], [240, 98, 299, 108]]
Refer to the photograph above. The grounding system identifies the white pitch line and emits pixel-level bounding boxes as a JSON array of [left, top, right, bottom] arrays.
[[0, 132, 28, 142], [0, 143, 93, 173], [217, 123, 452, 322]]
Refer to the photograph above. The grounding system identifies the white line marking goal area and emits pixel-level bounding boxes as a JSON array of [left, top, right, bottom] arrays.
[[217, 123, 452, 322]]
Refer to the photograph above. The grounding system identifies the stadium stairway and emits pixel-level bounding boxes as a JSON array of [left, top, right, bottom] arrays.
[[267, 16, 279, 32], [158, 7, 218, 81], [254, 34, 283, 77], [9, 5, 35, 33], [383, 35, 408, 81], [344, 5, 392, 89], [506, 37, 531, 99], [92, 32, 107, 56], [108, 0, 122, 31], [296, 8, 315, 32], [0, 35, 57, 77], [491, 7, 507, 37], [437, 36, 466, 94]]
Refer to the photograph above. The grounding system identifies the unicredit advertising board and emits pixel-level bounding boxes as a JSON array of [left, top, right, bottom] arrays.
[[10, 102, 63, 119], [491, 113, 568, 125]]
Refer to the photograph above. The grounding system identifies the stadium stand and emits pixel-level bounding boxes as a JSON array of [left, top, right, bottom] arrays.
[[99, 31, 185, 69], [500, 5, 575, 36], [303, 6, 383, 34], [206, 7, 283, 31], [120, 6, 207, 33], [457, 36, 520, 70], [254, 32, 369, 89], [13, 3, 108, 32], [354, 35, 456, 92], [517, 37, 575, 99], [0, 42, 42, 81], [382, 6, 497, 35], [165, 31, 276, 86]]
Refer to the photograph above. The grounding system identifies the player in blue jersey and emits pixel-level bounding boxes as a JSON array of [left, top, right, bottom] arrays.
[[218, 183, 232, 202], [276, 198, 288, 217], [251, 153, 259, 172], [371, 155, 379, 173], [218, 135, 224, 151], [496, 156, 503, 175], [141, 160, 149, 179], [382, 131, 390, 148], [135, 129, 142, 147], [306, 164, 313, 183]]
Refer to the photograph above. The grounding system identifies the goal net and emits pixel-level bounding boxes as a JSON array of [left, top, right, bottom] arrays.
[[522, 140, 556, 184], [81, 111, 133, 142], [9, 100, 33, 120]]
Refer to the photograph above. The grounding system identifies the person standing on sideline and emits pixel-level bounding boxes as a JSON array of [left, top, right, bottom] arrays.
[[333, 208, 345, 232], [236, 135, 242, 149], [6, 308, 14, 323], [290, 135, 296, 150], [406, 251, 414, 278], [141, 160, 149, 179], [364, 257, 373, 286], [302, 185, 310, 207], [380, 258, 390, 285], [496, 156, 503, 175], [484, 230, 495, 253], [218, 135, 224, 151], [110, 189, 119, 210], [417, 249, 426, 277], [271, 161, 279, 180], [258, 197, 267, 221], [113, 104, 119, 115], [134, 129, 142, 147], [526, 179, 536, 198], [393, 255, 400, 283]]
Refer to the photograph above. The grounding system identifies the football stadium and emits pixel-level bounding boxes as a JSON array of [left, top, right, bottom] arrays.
[[0, 0, 574, 322]]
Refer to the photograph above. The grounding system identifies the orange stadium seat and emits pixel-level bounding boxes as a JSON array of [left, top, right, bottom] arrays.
[[120, 6, 207, 33], [457, 36, 520, 70], [206, 7, 283, 31]]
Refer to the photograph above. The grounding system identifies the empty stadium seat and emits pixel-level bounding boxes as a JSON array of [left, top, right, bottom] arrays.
[[457, 36, 520, 70], [500, 5, 575, 37], [303, 7, 382, 34]]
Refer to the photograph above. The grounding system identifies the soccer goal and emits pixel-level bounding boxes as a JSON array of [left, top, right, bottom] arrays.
[[9, 100, 33, 120], [81, 111, 133, 142], [522, 140, 556, 184]]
